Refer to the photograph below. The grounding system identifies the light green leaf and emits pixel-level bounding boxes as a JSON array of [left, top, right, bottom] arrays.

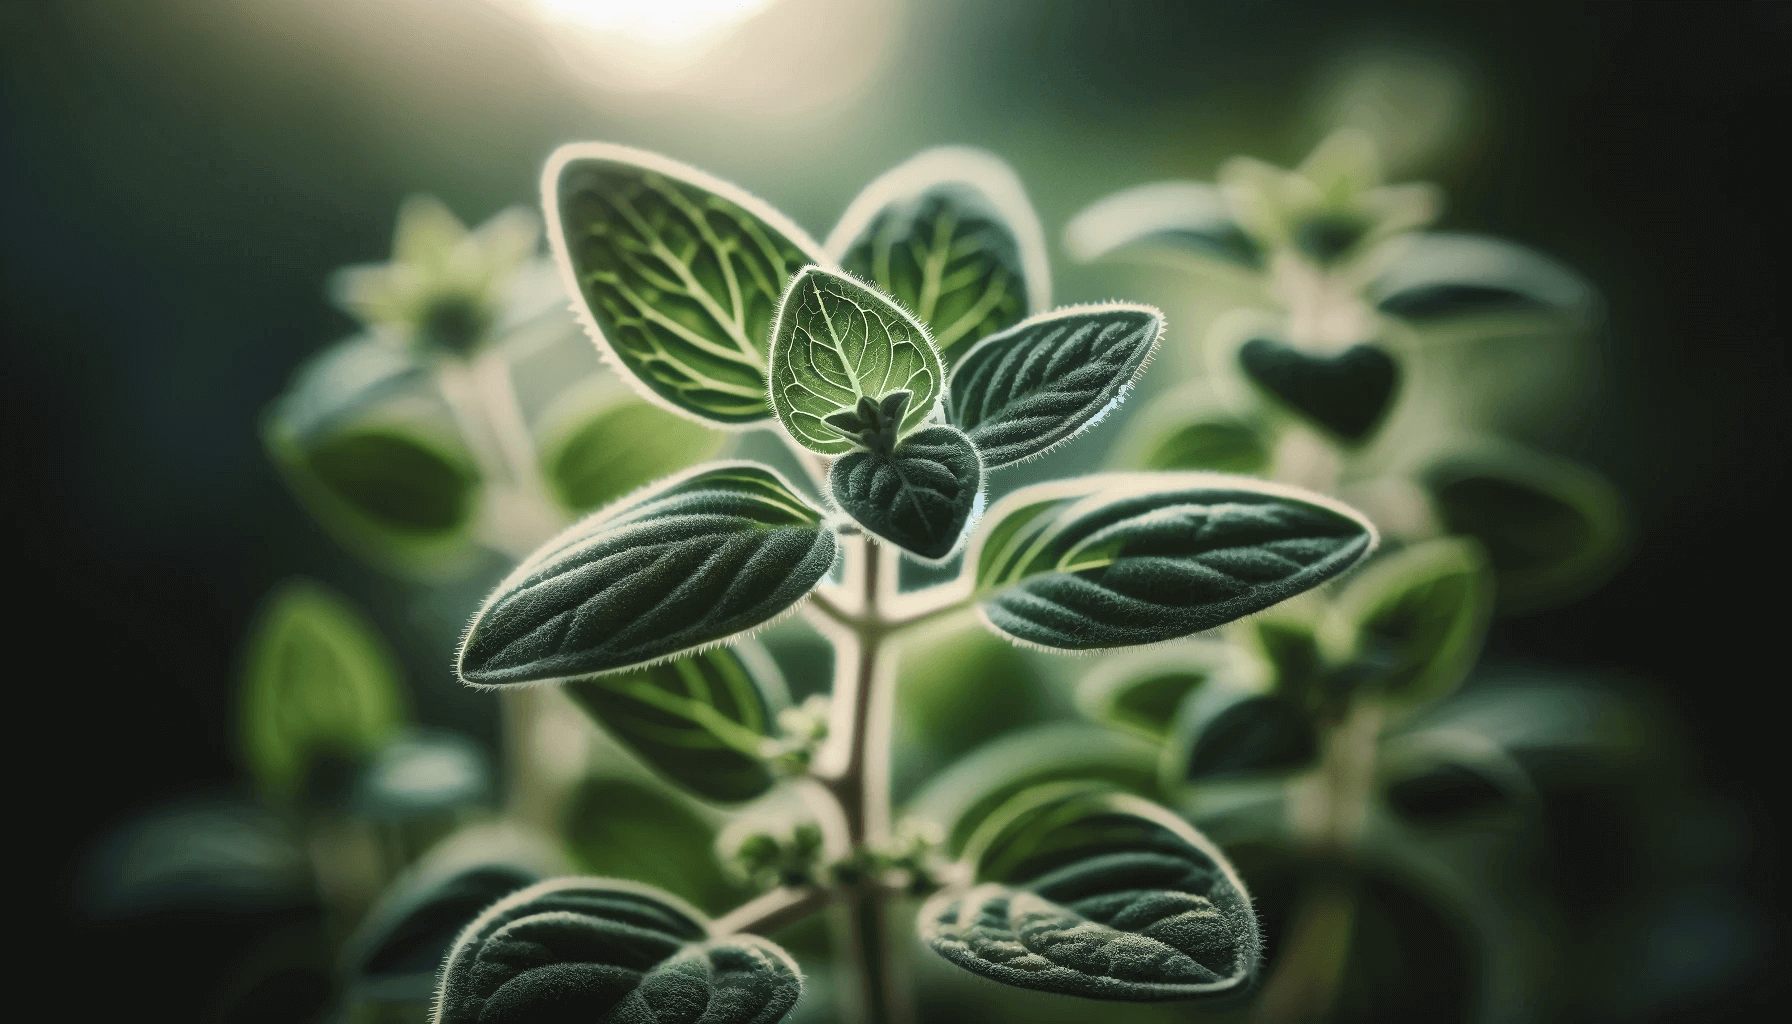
[[1063, 181, 1264, 270], [459, 462, 837, 684], [433, 877, 802, 1024], [969, 473, 1377, 650], [566, 778, 745, 913], [767, 266, 944, 454], [1110, 383, 1271, 475], [921, 788, 1261, 1001], [1321, 538, 1493, 708], [544, 144, 829, 426], [827, 147, 1047, 361], [1076, 642, 1253, 742], [539, 392, 724, 514], [564, 640, 789, 803], [239, 580, 406, 800], [827, 423, 982, 561]]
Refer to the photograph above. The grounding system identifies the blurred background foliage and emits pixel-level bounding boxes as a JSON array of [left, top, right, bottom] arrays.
[[4, 0, 1785, 1020]]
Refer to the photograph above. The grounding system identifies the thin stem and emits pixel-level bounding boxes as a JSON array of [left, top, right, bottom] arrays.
[[711, 886, 831, 938]]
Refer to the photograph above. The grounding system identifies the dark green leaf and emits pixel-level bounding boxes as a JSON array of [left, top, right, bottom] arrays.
[[969, 474, 1377, 650], [1166, 684, 1318, 789], [1373, 232, 1596, 324], [434, 877, 801, 1024], [1064, 181, 1264, 270], [240, 581, 406, 800], [921, 788, 1261, 1001], [767, 266, 944, 454], [564, 640, 789, 803], [1075, 642, 1250, 742], [947, 304, 1163, 469], [1376, 730, 1536, 829], [459, 462, 837, 684], [827, 424, 982, 561], [566, 779, 744, 914], [1237, 338, 1401, 443], [544, 144, 828, 425], [828, 147, 1046, 361], [1322, 539, 1493, 707], [543, 398, 724, 513]]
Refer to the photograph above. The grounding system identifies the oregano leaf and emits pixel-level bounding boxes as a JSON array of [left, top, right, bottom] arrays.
[[968, 473, 1377, 651], [1320, 538, 1493, 709], [1377, 730, 1536, 829], [948, 303, 1164, 469], [433, 877, 801, 1024], [827, 147, 1048, 361], [1372, 232, 1596, 324], [459, 462, 837, 685], [1063, 181, 1263, 270], [767, 266, 944, 454], [920, 788, 1261, 1001], [564, 640, 790, 803], [544, 144, 829, 426], [1237, 338, 1401, 443], [1165, 683, 1318, 790], [827, 424, 982, 561], [1076, 642, 1253, 742], [541, 396, 725, 514]]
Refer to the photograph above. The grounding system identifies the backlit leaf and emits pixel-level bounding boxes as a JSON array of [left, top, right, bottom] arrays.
[[459, 462, 837, 684], [827, 424, 982, 561], [1064, 181, 1264, 270], [1321, 539, 1493, 708]]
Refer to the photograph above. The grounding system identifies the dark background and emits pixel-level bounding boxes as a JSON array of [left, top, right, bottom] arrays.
[[4, 0, 1785, 1016]]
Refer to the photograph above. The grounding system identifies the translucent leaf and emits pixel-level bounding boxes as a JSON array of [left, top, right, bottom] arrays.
[[544, 144, 828, 426], [459, 462, 837, 684], [827, 424, 982, 561], [239, 580, 406, 801], [434, 877, 801, 1024], [1164, 683, 1318, 790], [1237, 338, 1401, 443], [920, 788, 1261, 1001], [969, 474, 1377, 650], [1076, 642, 1253, 742], [1373, 232, 1596, 325], [563, 641, 790, 803], [767, 266, 945, 455], [948, 303, 1164, 469], [541, 397, 725, 514], [566, 778, 744, 913], [827, 147, 1047, 362], [1321, 539, 1493, 708], [1063, 181, 1264, 270]]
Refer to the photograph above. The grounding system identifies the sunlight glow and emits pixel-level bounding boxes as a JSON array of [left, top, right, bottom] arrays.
[[525, 0, 776, 90]]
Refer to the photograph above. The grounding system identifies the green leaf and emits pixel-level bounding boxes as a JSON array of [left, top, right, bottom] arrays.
[[948, 303, 1164, 469], [564, 640, 789, 803], [904, 723, 1162, 857], [434, 877, 802, 1024], [1377, 730, 1535, 829], [1063, 181, 1264, 270], [827, 147, 1047, 361], [920, 788, 1261, 1001], [1111, 383, 1272, 475], [1075, 642, 1253, 742], [541, 395, 725, 514], [827, 424, 982, 561], [969, 473, 1377, 650], [240, 580, 406, 800], [1164, 683, 1318, 790], [544, 144, 828, 426], [1237, 338, 1401, 443], [566, 778, 744, 913], [1236, 610, 1328, 711], [459, 462, 837, 685], [1422, 446, 1625, 612], [1372, 232, 1596, 325], [767, 266, 945, 455], [1321, 539, 1493, 708]]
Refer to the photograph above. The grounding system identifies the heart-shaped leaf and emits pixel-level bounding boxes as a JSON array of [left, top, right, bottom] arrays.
[[459, 462, 837, 685], [1076, 642, 1252, 742], [827, 147, 1047, 361], [434, 877, 802, 1024], [920, 788, 1261, 1001], [969, 474, 1377, 651], [948, 303, 1164, 469], [1372, 232, 1596, 324], [1237, 338, 1401, 443], [1320, 539, 1493, 709], [1165, 683, 1318, 790], [544, 144, 829, 426], [768, 266, 945, 454], [827, 424, 982, 561], [1063, 181, 1264, 270], [563, 640, 790, 803]]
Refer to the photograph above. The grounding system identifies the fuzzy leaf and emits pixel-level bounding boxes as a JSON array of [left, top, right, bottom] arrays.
[[1076, 643, 1250, 742], [1166, 684, 1318, 788], [948, 304, 1164, 469], [1063, 181, 1264, 269], [434, 878, 801, 1024], [827, 147, 1047, 361], [564, 641, 789, 803], [1322, 539, 1493, 708], [1237, 338, 1401, 443], [768, 266, 944, 454], [1373, 232, 1596, 324], [459, 462, 837, 685], [920, 788, 1261, 1001], [969, 474, 1377, 650], [544, 144, 828, 426], [827, 424, 982, 561]]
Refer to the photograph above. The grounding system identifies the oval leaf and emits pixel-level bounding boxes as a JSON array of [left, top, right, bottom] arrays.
[[828, 424, 982, 561], [1064, 181, 1264, 270], [969, 473, 1377, 650], [564, 640, 790, 803], [434, 877, 801, 1024], [948, 303, 1164, 469], [1372, 232, 1596, 324], [1237, 338, 1401, 443], [1165, 684, 1318, 791], [459, 462, 838, 685], [767, 266, 945, 454], [921, 788, 1261, 1001], [1321, 538, 1493, 708], [544, 144, 829, 426], [827, 147, 1047, 360], [1076, 642, 1254, 742]]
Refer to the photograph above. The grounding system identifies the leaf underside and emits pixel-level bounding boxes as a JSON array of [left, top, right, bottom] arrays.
[[950, 306, 1162, 468], [974, 476, 1376, 650], [460, 464, 836, 684], [828, 425, 982, 561], [1237, 339, 1400, 443]]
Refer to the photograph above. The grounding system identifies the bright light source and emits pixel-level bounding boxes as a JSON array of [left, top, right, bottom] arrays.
[[521, 0, 777, 91]]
